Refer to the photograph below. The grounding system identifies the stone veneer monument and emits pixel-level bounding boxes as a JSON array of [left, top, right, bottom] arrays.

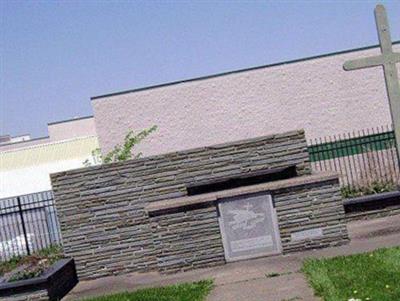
[[51, 129, 349, 279]]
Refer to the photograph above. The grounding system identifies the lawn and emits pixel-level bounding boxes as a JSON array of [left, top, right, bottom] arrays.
[[302, 246, 400, 301], [82, 280, 214, 301]]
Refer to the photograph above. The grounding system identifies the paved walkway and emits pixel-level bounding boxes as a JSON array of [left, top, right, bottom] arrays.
[[64, 215, 400, 301]]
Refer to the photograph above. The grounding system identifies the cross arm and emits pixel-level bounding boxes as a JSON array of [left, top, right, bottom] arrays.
[[343, 54, 384, 71], [389, 52, 400, 64]]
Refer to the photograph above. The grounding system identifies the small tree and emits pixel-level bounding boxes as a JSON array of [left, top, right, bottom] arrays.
[[84, 125, 157, 166]]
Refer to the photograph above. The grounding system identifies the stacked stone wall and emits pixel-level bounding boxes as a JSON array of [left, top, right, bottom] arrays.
[[274, 179, 349, 253], [150, 205, 225, 274], [149, 177, 348, 273], [51, 130, 310, 279]]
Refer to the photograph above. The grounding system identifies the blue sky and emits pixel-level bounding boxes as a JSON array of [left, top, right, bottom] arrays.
[[1, 1, 400, 138]]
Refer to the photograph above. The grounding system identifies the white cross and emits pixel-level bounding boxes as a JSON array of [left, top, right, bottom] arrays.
[[343, 4, 400, 162]]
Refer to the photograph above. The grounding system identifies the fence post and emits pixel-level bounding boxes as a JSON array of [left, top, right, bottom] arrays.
[[17, 197, 30, 256]]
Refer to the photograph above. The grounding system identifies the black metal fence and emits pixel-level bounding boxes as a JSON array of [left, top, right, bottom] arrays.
[[0, 191, 62, 262], [308, 125, 400, 195]]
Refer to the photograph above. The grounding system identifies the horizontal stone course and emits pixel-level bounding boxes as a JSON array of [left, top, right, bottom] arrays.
[[274, 179, 349, 253], [150, 206, 225, 274]]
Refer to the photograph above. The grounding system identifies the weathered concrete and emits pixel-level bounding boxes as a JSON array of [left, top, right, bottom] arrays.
[[63, 214, 400, 301]]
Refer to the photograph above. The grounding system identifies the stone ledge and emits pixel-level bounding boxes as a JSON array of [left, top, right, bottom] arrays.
[[344, 190, 400, 205], [344, 190, 400, 221], [146, 172, 338, 214]]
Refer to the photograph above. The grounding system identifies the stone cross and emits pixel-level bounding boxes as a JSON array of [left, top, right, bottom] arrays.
[[343, 4, 400, 161]]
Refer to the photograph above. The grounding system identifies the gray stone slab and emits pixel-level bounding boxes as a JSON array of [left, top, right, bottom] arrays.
[[218, 193, 282, 262]]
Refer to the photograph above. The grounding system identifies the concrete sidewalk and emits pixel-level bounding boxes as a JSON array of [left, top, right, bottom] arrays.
[[64, 215, 400, 301]]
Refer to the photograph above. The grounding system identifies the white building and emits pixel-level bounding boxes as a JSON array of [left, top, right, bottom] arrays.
[[0, 116, 99, 199]]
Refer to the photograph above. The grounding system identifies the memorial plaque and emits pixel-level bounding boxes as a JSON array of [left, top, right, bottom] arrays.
[[291, 228, 323, 241], [218, 193, 282, 262]]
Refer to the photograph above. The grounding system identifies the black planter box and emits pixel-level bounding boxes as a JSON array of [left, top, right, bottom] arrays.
[[0, 258, 78, 301], [344, 191, 400, 212]]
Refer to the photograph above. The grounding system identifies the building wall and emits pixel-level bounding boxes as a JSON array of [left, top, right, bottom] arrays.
[[92, 44, 400, 156], [51, 130, 310, 279], [0, 117, 99, 198], [47, 116, 97, 142], [0, 137, 99, 198], [0, 116, 96, 152]]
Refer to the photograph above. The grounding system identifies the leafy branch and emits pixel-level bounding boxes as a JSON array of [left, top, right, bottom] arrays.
[[83, 125, 157, 166]]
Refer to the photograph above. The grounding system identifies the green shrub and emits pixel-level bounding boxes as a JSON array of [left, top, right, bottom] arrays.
[[84, 125, 157, 166]]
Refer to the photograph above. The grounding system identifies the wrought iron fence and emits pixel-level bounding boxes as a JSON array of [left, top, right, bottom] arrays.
[[308, 125, 400, 195], [0, 191, 61, 262]]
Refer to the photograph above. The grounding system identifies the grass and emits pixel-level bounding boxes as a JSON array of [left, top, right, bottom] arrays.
[[302, 246, 400, 301], [82, 280, 214, 301], [0, 256, 22, 277], [340, 180, 397, 198], [0, 245, 63, 280]]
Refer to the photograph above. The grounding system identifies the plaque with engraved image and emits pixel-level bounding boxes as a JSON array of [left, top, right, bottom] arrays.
[[218, 193, 282, 262]]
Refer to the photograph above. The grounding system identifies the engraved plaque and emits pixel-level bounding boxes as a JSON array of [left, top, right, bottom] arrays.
[[218, 193, 282, 262], [291, 228, 323, 241]]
